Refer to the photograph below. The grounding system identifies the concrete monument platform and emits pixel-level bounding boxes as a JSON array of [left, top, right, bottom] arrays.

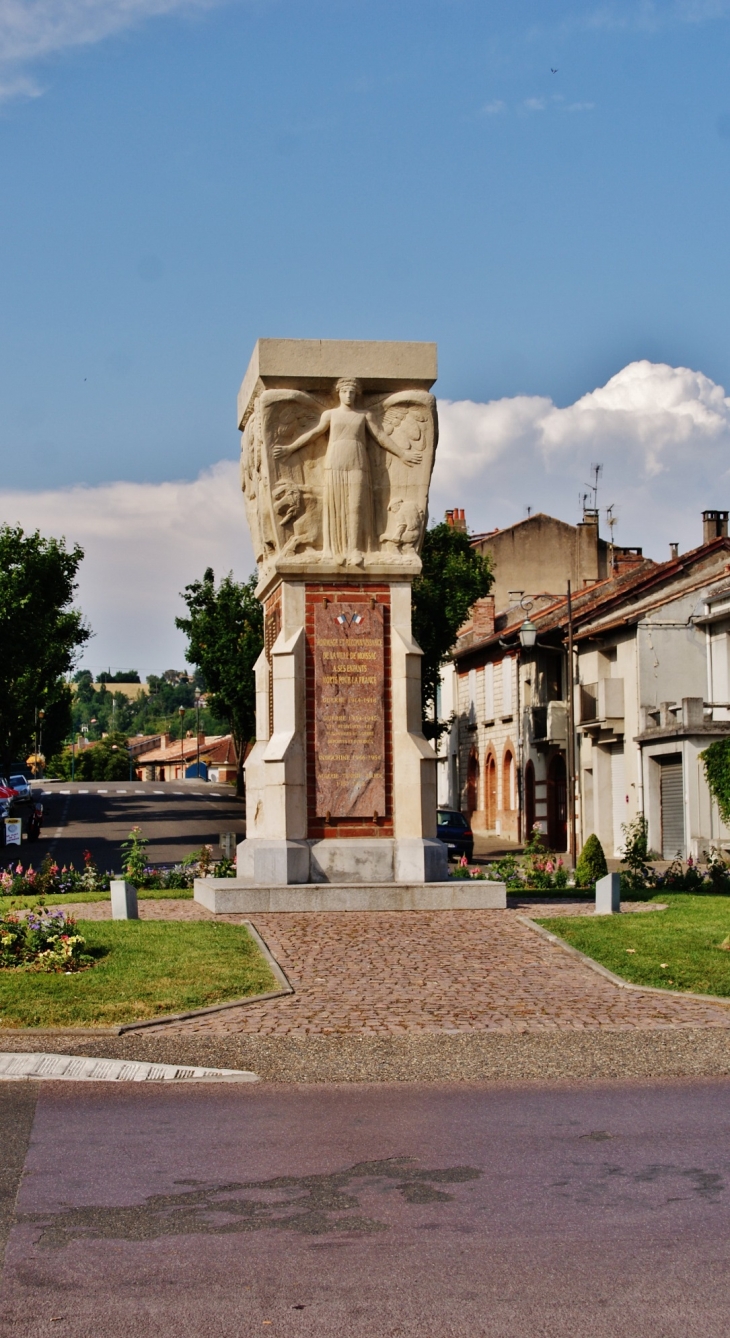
[[194, 877, 507, 914]]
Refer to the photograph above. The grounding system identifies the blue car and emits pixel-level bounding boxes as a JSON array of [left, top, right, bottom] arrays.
[[436, 809, 474, 861]]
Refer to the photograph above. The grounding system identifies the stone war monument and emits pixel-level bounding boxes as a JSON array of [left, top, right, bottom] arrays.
[[195, 338, 505, 912]]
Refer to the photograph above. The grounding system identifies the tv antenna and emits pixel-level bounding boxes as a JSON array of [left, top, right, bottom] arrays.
[[584, 462, 603, 512]]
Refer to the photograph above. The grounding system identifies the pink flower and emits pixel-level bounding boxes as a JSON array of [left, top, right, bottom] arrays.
[[459, 855, 468, 867], [15, 863, 23, 874], [546, 860, 554, 873]]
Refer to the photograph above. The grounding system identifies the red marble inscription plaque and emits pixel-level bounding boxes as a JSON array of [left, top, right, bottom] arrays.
[[314, 602, 386, 819]]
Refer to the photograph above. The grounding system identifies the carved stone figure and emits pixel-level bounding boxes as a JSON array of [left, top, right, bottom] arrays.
[[379, 498, 425, 556], [239, 368, 437, 581]]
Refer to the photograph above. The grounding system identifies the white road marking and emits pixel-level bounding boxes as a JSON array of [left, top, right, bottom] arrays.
[[59, 789, 70, 795], [173, 791, 184, 795], [78, 789, 89, 794], [115, 789, 128, 794], [153, 790, 164, 794], [98, 789, 108, 793], [0, 1053, 259, 1083]]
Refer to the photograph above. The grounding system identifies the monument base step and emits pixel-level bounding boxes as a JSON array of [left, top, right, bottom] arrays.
[[194, 878, 506, 914]]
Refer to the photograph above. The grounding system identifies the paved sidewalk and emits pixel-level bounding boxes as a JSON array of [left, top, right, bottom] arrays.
[[58, 899, 730, 1038]]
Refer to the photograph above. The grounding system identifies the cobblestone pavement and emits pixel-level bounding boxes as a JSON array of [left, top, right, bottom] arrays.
[[56, 899, 730, 1038]]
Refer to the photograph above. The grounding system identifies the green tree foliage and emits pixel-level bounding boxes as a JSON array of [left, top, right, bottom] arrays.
[[176, 569, 264, 794], [0, 525, 89, 773], [69, 669, 228, 742], [412, 523, 493, 738], [49, 732, 131, 781], [702, 738, 730, 825], [575, 833, 608, 887], [98, 670, 140, 683]]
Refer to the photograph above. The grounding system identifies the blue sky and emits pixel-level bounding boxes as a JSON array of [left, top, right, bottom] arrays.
[[2, 0, 730, 671]]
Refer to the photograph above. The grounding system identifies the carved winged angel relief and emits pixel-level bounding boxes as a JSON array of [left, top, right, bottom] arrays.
[[240, 378, 437, 577]]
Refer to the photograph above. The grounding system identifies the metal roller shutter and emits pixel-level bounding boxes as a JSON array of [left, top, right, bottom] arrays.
[[660, 757, 684, 860]]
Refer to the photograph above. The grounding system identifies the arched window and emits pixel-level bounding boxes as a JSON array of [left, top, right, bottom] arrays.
[[486, 754, 497, 828], [503, 749, 514, 811]]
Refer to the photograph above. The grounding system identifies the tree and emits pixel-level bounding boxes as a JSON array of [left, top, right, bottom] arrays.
[[176, 569, 263, 795], [49, 731, 130, 781], [412, 523, 493, 738], [0, 525, 89, 775]]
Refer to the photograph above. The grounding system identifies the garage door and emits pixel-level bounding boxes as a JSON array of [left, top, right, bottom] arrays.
[[660, 757, 684, 860]]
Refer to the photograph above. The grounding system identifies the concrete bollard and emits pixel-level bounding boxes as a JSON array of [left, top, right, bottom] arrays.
[[110, 880, 139, 920], [595, 872, 621, 915]]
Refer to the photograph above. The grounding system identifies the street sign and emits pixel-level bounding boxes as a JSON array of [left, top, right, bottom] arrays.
[[4, 818, 22, 846]]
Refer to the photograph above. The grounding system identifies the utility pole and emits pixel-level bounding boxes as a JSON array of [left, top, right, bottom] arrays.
[[566, 582, 577, 863], [195, 695, 201, 779]]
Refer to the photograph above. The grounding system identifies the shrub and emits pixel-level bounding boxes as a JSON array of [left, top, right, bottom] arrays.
[[575, 834, 608, 888], [0, 906, 92, 972], [620, 814, 656, 892]]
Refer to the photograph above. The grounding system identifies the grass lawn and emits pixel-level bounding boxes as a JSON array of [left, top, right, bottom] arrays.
[[0, 920, 277, 1028], [0, 889, 194, 914], [538, 894, 730, 997]]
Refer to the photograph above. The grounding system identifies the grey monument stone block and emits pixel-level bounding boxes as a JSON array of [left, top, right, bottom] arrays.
[[595, 872, 621, 915], [110, 880, 139, 920]]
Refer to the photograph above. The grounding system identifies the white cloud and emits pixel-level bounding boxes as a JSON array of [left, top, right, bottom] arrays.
[[566, 101, 595, 112], [0, 460, 254, 678], [523, 97, 546, 111], [433, 359, 730, 558], [481, 99, 506, 115], [0, 0, 224, 99], [3, 361, 730, 673]]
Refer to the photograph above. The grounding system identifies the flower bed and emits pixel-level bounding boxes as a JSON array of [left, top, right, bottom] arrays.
[[1, 837, 237, 904], [0, 907, 92, 973]]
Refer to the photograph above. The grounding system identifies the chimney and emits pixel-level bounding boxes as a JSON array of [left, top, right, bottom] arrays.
[[669, 542, 679, 560], [471, 596, 495, 640], [703, 510, 729, 544], [445, 508, 467, 532]]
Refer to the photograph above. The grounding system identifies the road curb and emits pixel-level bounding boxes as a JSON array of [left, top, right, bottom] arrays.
[[516, 913, 730, 1008]]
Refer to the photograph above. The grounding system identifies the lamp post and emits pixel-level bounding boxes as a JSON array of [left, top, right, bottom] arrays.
[[179, 705, 185, 780], [37, 710, 45, 778], [195, 695, 202, 779]]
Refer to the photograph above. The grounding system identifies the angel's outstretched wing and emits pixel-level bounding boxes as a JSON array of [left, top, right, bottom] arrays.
[[367, 391, 437, 549], [259, 389, 328, 554], [368, 390, 437, 466], [260, 390, 326, 462]]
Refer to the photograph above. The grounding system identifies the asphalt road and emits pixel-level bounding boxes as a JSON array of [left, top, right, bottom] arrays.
[[1, 1077, 730, 1336], [2, 781, 246, 874]]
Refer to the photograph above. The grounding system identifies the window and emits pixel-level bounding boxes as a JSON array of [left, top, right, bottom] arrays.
[[484, 663, 495, 720], [468, 669, 477, 723], [502, 660, 513, 717]]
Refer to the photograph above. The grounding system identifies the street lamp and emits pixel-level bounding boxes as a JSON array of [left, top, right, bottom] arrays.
[[519, 595, 537, 649], [179, 705, 185, 780], [194, 695, 202, 779], [36, 709, 45, 778]]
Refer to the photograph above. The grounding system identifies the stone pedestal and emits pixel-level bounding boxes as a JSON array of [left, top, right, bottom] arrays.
[[240, 576, 448, 884], [203, 339, 459, 901]]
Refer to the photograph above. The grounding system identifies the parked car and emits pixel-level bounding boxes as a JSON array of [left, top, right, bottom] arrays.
[[9, 775, 31, 801], [0, 796, 14, 845], [436, 809, 474, 861]]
